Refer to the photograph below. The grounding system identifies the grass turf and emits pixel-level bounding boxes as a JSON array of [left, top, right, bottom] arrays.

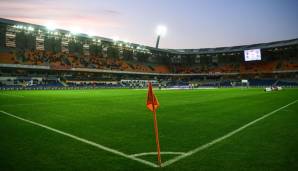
[[0, 88, 297, 171]]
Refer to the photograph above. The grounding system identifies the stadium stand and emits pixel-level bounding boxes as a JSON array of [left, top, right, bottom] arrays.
[[0, 18, 297, 89]]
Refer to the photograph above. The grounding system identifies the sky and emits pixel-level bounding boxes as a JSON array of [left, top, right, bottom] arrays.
[[0, 0, 297, 49]]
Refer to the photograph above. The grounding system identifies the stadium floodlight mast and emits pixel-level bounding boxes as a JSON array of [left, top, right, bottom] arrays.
[[155, 25, 167, 49]]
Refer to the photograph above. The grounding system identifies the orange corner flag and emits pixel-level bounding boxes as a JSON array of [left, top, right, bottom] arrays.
[[146, 82, 162, 166], [146, 82, 160, 112]]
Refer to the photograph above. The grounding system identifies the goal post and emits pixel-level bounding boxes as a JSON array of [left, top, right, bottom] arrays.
[[241, 80, 249, 88]]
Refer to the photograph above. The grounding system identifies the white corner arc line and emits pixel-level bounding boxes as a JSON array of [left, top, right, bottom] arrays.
[[0, 110, 158, 168], [161, 100, 298, 167], [130, 151, 186, 157]]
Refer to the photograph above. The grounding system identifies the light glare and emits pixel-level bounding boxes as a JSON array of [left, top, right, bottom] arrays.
[[156, 25, 167, 37], [70, 27, 81, 35], [45, 21, 57, 31], [112, 36, 119, 42]]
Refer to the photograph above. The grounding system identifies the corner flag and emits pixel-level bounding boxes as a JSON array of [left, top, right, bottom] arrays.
[[147, 82, 160, 112], [146, 82, 162, 166]]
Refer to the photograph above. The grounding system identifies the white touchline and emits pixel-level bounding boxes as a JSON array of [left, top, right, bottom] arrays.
[[161, 99, 298, 167], [0, 93, 24, 98], [0, 110, 158, 168], [0, 102, 65, 107], [130, 151, 186, 157], [0, 101, 86, 107]]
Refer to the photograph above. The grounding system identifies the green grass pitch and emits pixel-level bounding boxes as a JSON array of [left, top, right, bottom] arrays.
[[0, 88, 298, 171]]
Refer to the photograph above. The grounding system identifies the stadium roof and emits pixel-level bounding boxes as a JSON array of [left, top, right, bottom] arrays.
[[169, 38, 298, 55], [1, 18, 297, 55]]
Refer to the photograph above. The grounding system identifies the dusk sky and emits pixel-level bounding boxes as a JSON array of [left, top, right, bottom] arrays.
[[0, 0, 297, 49]]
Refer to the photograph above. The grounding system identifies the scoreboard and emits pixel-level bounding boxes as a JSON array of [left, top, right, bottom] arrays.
[[244, 49, 261, 61]]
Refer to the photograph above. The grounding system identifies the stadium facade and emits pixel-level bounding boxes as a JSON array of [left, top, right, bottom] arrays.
[[0, 18, 297, 89]]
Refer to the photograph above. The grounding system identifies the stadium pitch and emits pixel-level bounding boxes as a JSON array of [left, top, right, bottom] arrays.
[[0, 88, 298, 170]]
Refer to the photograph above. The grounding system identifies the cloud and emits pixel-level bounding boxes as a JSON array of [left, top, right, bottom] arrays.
[[0, 0, 124, 29], [103, 9, 122, 15]]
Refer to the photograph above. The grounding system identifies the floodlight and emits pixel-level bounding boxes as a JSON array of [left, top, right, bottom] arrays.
[[155, 25, 167, 48], [70, 27, 81, 35], [156, 25, 167, 37], [122, 39, 129, 43], [45, 21, 57, 31], [86, 30, 96, 37], [28, 26, 34, 31], [112, 36, 119, 42]]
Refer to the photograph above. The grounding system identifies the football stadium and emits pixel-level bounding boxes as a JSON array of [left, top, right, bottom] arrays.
[[0, 0, 298, 170]]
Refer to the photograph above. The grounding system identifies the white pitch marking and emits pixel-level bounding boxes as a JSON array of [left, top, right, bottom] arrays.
[[0, 101, 84, 107], [130, 151, 186, 157], [0, 93, 24, 98], [161, 100, 298, 167], [0, 102, 63, 107], [0, 110, 158, 168]]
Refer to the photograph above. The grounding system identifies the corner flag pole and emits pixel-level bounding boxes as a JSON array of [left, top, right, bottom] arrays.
[[152, 107, 162, 166], [146, 82, 162, 166]]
